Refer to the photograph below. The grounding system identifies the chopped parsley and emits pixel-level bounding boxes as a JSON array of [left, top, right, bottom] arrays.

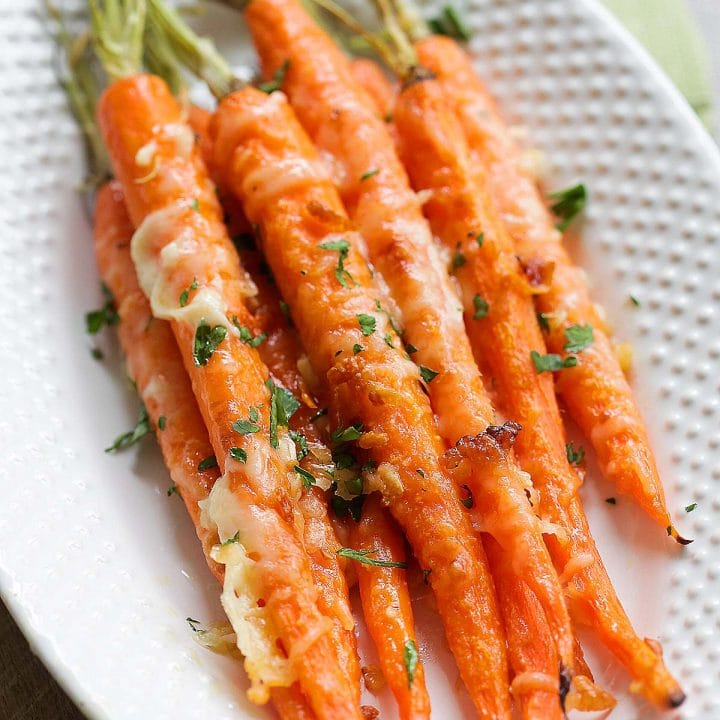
[[549, 183, 587, 231], [531, 350, 577, 373], [191, 198, 200, 212], [167, 483, 179, 497], [563, 324, 594, 353], [406, 343, 419, 355], [605, 497, 617, 505], [198, 455, 218, 472], [419, 366, 439, 384], [357, 313, 377, 336], [233, 316, 267, 347], [319, 238, 354, 288], [384, 332, 395, 348], [332, 423, 364, 443], [232, 407, 261, 435], [685, 502, 698, 513], [451, 244, 466, 272], [193, 322, 227, 366], [86, 281, 119, 334], [105, 404, 151, 453], [566, 442, 585, 465], [537, 312, 551, 333], [258, 59, 290, 94], [90, 347, 104, 360], [289, 430, 309, 460], [229, 447, 247, 463], [158, 416, 166, 430], [266, 379, 301, 448], [331, 492, 366, 522], [403, 639, 419, 688], [179, 279, 198, 308], [475, 232, 484, 247], [221, 531, 240, 546], [336, 547, 408, 569], [473, 294, 489, 319], [460, 484, 474, 509], [352, 343, 364, 355], [294, 465, 316, 489], [360, 168, 379, 181], [428, 5, 471, 41], [186, 617, 204, 633], [629, 295, 641, 307]]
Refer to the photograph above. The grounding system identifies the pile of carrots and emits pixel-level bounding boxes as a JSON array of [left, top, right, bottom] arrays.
[[59, 0, 688, 717]]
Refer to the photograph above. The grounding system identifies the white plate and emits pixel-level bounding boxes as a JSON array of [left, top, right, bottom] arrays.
[[1, 1, 719, 718]]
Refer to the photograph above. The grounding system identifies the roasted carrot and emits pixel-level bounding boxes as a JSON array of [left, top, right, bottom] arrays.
[[210, 82, 511, 719], [93, 180, 317, 720], [350, 493, 430, 720], [392, 57, 684, 710], [92, 8, 359, 708], [414, 34, 681, 541], [95, 180, 222, 580]]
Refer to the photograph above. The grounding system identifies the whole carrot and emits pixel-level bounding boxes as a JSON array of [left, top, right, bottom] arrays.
[[91, 4, 360, 714], [210, 82, 511, 719], [392, 51, 684, 710], [350, 493, 431, 720], [414, 34, 682, 541]]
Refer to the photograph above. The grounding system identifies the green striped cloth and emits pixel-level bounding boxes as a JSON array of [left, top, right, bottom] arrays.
[[602, 0, 713, 124]]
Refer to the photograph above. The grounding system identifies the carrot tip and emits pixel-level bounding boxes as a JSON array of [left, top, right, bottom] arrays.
[[668, 526, 693, 545], [668, 690, 686, 708]]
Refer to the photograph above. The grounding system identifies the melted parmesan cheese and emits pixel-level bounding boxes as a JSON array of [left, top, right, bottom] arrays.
[[160, 122, 195, 158], [201, 473, 296, 704], [135, 139, 158, 167], [558, 553, 594, 586], [243, 157, 328, 208], [510, 671, 558, 697]]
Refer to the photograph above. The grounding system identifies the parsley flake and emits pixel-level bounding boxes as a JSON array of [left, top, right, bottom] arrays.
[[549, 183, 587, 231], [428, 5, 471, 41], [233, 316, 267, 347], [266, 379, 301, 448], [537, 312, 551, 332], [290, 430, 309, 459], [384, 332, 395, 348], [86, 282, 119, 334], [564, 324, 594, 353], [451, 244, 466, 272], [179, 279, 198, 308], [352, 343, 364, 355], [685, 502, 698, 513], [336, 547, 408, 569], [191, 198, 200, 212], [167, 483, 179, 497], [360, 168, 379, 181], [198, 455, 218, 472], [403, 640, 419, 688], [332, 424, 364, 443], [319, 238, 354, 288], [419, 366, 439, 384], [460, 484, 474, 509], [406, 343, 419, 355], [229, 447, 247, 463], [258, 59, 290, 93], [158, 416, 166, 430], [105, 404, 151, 453], [566, 442, 585, 465], [221, 531, 240, 546], [531, 350, 577, 373], [232, 409, 260, 435], [357, 313, 377, 336], [193, 322, 227, 366], [294, 465, 316, 489], [475, 232, 484, 247], [473, 294, 489, 319], [629, 295, 641, 307]]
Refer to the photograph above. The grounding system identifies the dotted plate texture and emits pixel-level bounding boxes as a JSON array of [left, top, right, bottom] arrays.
[[0, 1, 719, 719]]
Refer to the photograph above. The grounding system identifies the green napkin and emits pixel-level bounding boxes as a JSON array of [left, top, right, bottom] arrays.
[[601, 0, 714, 125]]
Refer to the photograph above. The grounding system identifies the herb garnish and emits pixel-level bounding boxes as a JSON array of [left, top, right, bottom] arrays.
[[360, 169, 379, 181], [537, 312, 551, 332], [266, 379, 301, 448], [158, 416, 166, 430], [167, 483, 179, 497], [352, 343, 364, 355], [451, 244, 466, 271], [549, 183, 587, 231], [179, 279, 198, 308], [229, 447, 247, 463], [198, 455, 218, 472], [232, 407, 261, 435], [105, 404, 151, 453], [336, 547, 408, 569], [403, 639, 419, 687], [531, 350, 577, 373], [428, 5, 471, 41], [319, 238, 354, 288], [685, 502, 697, 513], [566, 442, 585, 465], [86, 281, 119, 334], [419, 366, 439, 384], [290, 430, 308, 459], [222, 531, 240, 546], [233, 316, 267, 347], [564, 324, 594, 353], [193, 322, 227, 366], [460, 484, 474, 509], [332, 423, 364, 443], [357, 313, 377, 336], [473, 294, 489, 319], [258, 59, 290, 94], [294, 465, 316, 489]]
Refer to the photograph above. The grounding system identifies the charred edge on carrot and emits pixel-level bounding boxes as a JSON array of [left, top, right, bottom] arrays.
[[483, 420, 522, 449]]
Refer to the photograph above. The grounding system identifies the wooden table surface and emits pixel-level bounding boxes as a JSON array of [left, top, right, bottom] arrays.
[[2, 2, 720, 718]]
